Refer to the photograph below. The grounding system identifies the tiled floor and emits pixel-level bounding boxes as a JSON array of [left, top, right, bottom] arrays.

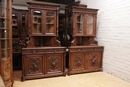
[[13, 71, 130, 87]]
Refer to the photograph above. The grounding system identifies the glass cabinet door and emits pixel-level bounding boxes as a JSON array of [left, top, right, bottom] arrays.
[[0, 0, 10, 60], [32, 10, 42, 34], [45, 11, 56, 35], [86, 15, 94, 35], [76, 14, 84, 35]]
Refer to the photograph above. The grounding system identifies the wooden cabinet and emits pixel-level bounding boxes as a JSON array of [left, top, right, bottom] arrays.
[[27, 2, 60, 47], [0, 0, 13, 86], [65, 3, 104, 75], [68, 46, 103, 75], [30, 10, 57, 36], [22, 47, 66, 81], [12, 8, 28, 70], [22, 2, 66, 81], [65, 4, 98, 46]]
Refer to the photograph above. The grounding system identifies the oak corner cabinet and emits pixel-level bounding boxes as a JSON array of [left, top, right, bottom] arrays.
[[0, 0, 13, 86]]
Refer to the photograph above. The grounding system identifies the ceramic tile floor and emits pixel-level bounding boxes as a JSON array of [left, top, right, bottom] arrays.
[[13, 71, 130, 87]]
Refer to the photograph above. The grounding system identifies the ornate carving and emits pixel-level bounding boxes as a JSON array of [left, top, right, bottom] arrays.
[[29, 58, 41, 73], [71, 8, 97, 14], [29, 5, 57, 10], [4, 62, 10, 76], [74, 55, 82, 68], [91, 54, 97, 66], [49, 57, 59, 71]]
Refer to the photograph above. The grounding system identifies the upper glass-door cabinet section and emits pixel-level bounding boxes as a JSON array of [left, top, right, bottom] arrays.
[[32, 10, 42, 34], [46, 11, 55, 34], [76, 14, 84, 35], [86, 15, 94, 35], [0, 0, 10, 59]]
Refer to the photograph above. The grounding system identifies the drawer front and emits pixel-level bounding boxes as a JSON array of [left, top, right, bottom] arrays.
[[22, 48, 66, 54], [69, 47, 103, 52]]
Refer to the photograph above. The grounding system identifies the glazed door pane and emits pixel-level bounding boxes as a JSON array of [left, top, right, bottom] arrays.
[[0, 0, 10, 59], [76, 14, 84, 34], [46, 11, 55, 34], [87, 15, 94, 35], [32, 10, 42, 33], [0, 19, 9, 28]]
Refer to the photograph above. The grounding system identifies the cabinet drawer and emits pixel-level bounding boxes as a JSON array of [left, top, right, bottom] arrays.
[[69, 47, 103, 52], [22, 48, 66, 54]]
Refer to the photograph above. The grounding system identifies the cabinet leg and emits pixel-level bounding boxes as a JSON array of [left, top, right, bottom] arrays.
[[21, 76, 25, 82]]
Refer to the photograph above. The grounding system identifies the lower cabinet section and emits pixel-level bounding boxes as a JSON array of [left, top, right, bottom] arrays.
[[22, 47, 66, 81], [22, 46, 104, 81], [68, 46, 104, 75]]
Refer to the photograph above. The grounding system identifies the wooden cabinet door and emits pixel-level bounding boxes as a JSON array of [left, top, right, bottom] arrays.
[[69, 53, 85, 71], [30, 9, 42, 35], [23, 55, 44, 76], [20, 10, 28, 38], [74, 13, 85, 36], [87, 52, 102, 69], [85, 14, 96, 36], [43, 11, 57, 36], [46, 54, 64, 74]]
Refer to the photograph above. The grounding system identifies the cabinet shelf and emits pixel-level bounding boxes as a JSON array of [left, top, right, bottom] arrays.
[[46, 16, 54, 18], [46, 23, 54, 25], [0, 17, 9, 19], [0, 28, 9, 29], [77, 22, 83, 23], [0, 48, 10, 50], [33, 23, 41, 25], [0, 38, 9, 40]]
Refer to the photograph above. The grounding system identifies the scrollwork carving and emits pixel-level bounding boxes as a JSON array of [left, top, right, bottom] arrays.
[[91, 54, 97, 66], [74, 55, 82, 68], [29, 58, 41, 73], [49, 57, 59, 71]]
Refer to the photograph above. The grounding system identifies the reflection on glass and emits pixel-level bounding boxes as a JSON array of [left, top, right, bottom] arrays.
[[0, 19, 9, 28], [33, 11, 42, 33], [0, 29, 9, 38], [46, 12, 54, 33], [77, 14, 83, 34], [87, 15, 93, 34]]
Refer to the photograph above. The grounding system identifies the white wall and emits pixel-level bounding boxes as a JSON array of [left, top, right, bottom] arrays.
[[81, 0, 130, 82]]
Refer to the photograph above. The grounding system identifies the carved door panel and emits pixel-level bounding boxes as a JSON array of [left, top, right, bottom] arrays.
[[87, 52, 101, 69], [70, 53, 85, 71], [46, 54, 64, 74], [23, 55, 44, 76]]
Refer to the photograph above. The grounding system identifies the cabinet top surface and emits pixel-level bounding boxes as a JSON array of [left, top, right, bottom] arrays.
[[22, 47, 66, 50], [68, 46, 104, 48], [27, 1, 60, 7]]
